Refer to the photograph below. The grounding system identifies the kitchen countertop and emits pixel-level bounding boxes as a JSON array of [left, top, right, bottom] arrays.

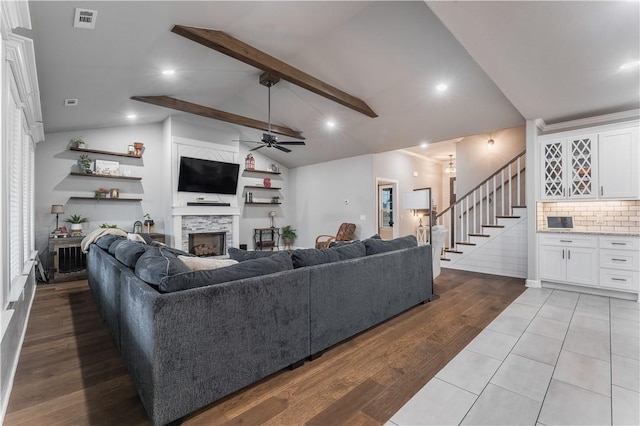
[[537, 229, 640, 237]]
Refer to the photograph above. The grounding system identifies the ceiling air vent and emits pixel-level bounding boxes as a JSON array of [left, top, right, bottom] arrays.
[[64, 99, 79, 107], [73, 8, 97, 29]]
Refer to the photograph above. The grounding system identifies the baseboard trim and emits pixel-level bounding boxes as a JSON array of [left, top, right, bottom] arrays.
[[541, 281, 639, 301], [525, 279, 542, 288]]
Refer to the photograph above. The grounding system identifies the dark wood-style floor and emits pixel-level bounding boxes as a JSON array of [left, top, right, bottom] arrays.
[[5, 269, 525, 425]]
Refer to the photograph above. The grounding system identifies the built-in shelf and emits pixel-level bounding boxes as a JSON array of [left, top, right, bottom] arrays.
[[245, 202, 282, 205], [69, 196, 142, 202], [70, 146, 142, 158], [69, 172, 142, 181], [244, 185, 281, 190], [243, 168, 281, 175]]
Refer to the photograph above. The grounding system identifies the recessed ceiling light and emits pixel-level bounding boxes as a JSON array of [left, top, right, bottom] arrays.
[[126, 114, 137, 119], [436, 83, 448, 92], [326, 120, 336, 129], [619, 60, 640, 70], [162, 69, 175, 75], [420, 142, 428, 148]]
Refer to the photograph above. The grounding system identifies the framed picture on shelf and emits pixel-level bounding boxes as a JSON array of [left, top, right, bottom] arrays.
[[95, 159, 120, 176]]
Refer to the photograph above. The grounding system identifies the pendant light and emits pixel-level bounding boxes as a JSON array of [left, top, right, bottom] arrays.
[[445, 154, 456, 174]]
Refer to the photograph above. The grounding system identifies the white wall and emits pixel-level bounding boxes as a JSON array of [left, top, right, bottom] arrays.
[[372, 150, 443, 238], [456, 126, 525, 196], [34, 123, 163, 263], [290, 155, 376, 248]]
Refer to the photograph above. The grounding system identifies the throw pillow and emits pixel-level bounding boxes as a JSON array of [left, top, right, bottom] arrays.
[[159, 251, 293, 292], [114, 240, 150, 268], [291, 247, 340, 268], [135, 247, 191, 287], [364, 234, 418, 255], [95, 234, 119, 250], [177, 256, 238, 271], [228, 247, 281, 262], [107, 238, 127, 256]]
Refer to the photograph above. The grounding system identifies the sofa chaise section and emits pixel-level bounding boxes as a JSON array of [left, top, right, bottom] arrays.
[[119, 266, 310, 426]]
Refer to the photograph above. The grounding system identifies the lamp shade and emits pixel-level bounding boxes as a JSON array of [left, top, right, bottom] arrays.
[[268, 210, 276, 217], [403, 189, 431, 211], [51, 204, 64, 214]]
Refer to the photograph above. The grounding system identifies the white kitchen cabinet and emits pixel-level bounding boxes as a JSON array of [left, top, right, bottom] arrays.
[[599, 236, 639, 293], [538, 234, 598, 287], [598, 127, 639, 199], [541, 134, 597, 200]]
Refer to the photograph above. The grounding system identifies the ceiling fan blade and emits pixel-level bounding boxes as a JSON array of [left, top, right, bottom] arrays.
[[274, 145, 292, 153], [235, 140, 262, 144], [250, 145, 266, 151], [277, 141, 306, 145]]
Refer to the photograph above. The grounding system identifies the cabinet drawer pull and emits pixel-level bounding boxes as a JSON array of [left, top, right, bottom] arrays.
[[611, 258, 627, 262], [560, 240, 573, 243], [611, 242, 627, 246], [611, 278, 627, 282]]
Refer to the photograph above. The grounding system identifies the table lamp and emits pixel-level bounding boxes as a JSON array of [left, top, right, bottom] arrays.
[[51, 204, 64, 233], [403, 188, 431, 245], [269, 210, 276, 228]]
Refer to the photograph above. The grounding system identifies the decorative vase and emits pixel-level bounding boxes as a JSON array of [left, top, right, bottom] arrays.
[[245, 154, 255, 170], [133, 142, 144, 156], [263, 178, 271, 188]]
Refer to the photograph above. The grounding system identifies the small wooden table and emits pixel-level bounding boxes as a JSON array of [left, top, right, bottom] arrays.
[[254, 227, 280, 251]]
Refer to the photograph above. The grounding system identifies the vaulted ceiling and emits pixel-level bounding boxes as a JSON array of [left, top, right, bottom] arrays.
[[18, 1, 640, 168]]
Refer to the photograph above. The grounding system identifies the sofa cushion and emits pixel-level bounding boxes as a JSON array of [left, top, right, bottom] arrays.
[[114, 240, 149, 268], [364, 235, 418, 255], [107, 237, 127, 256], [134, 247, 191, 287], [291, 247, 340, 268], [95, 234, 119, 250], [158, 251, 294, 292], [177, 256, 238, 271], [228, 247, 282, 262], [333, 241, 366, 260]]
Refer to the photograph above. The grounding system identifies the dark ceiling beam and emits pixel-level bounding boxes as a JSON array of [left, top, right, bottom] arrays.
[[131, 95, 305, 139], [171, 25, 378, 118]]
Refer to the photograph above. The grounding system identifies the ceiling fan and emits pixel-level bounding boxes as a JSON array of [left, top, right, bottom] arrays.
[[238, 73, 306, 153]]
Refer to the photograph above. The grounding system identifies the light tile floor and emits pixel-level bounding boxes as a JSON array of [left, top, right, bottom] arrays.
[[389, 288, 640, 426]]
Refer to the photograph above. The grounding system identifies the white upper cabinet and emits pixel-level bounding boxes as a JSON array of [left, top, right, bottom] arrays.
[[540, 124, 639, 201], [541, 134, 596, 200], [598, 127, 639, 199]]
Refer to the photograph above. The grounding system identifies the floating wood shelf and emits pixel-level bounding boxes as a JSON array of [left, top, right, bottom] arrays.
[[69, 172, 142, 181], [245, 202, 281, 205], [70, 146, 142, 158], [69, 197, 142, 202], [244, 185, 281, 190], [243, 169, 281, 175]]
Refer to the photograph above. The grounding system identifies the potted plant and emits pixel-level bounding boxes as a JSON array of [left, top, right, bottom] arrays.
[[94, 187, 108, 199], [78, 154, 93, 173], [281, 225, 297, 249], [70, 137, 86, 149], [65, 214, 88, 234]]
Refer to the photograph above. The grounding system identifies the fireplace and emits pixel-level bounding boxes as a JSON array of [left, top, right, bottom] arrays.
[[188, 232, 226, 257]]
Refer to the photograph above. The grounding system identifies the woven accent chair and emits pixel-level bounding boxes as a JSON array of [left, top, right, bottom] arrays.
[[315, 223, 357, 249]]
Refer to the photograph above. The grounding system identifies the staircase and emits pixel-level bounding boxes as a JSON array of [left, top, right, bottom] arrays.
[[435, 150, 528, 278]]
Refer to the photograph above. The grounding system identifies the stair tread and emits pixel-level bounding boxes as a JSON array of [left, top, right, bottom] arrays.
[[482, 224, 505, 228], [440, 257, 451, 261], [468, 233, 490, 237], [456, 242, 476, 246], [496, 215, 521, 219], [512, 205, 527, 208], [444, 249, 463, 254]]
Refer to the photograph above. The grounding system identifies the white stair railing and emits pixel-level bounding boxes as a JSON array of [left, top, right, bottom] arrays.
[[436, 150, 526, 256]]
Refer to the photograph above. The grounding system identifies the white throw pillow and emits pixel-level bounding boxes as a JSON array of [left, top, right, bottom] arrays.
[[177, 255, 238, 271]]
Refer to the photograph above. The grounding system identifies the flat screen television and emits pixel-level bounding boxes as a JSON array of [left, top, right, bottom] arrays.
[[177, 156, 240, 195]]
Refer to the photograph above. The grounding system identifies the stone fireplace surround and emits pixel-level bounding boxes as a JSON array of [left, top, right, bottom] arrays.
[[171, 206, 240, 255]]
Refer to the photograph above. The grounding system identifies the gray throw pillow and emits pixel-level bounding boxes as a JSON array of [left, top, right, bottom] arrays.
[[158, 251, 294, 292], [228, 247, 281, 262], [114, 240, 149, 268], [107, 238, 127, 256], [95, 234, 119, 250], [364, 235, 418, 255], [134, 247, 191, 287], [291, 247, 340, 268]]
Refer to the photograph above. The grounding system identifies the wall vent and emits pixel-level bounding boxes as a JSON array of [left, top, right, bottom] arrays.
[[73, 8, 97, 29], [64, 99, 79, 107]]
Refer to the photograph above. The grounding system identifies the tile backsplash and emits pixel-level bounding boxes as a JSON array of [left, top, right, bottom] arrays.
[[537, 200, 640, 234]]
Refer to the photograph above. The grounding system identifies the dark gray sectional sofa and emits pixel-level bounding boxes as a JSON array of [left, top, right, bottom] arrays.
[[87, 234, 434, 425]]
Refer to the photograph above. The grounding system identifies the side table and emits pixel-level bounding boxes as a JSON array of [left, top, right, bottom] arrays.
[[254, 227, 280, 251]]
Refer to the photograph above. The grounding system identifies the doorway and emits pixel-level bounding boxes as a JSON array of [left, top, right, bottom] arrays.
[[378, 183, 395, 240]]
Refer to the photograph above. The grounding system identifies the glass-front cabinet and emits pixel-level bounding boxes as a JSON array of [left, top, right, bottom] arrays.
[[541, 134, 596, 200]]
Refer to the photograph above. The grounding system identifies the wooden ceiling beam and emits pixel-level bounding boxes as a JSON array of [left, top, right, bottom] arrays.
[[171, 25, 378, 118], [131, 95, 305, 139]]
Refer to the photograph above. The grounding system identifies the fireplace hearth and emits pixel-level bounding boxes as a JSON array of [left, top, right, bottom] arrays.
[[188, 232, 226, 257]]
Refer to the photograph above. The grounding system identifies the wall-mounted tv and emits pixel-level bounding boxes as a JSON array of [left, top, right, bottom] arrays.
[[177, 156, 240, 195]]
